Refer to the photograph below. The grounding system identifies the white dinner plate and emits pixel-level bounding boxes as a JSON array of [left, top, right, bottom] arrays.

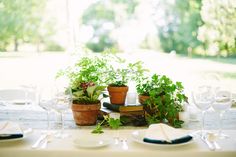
[[74, 135, 112, 148], [131, 130, 194, 147], [0, 128, 32, 143]]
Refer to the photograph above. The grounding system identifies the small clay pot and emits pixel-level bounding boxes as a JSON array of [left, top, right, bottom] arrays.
[[107, 85, 128, 105], [71, 103, 101, 126], [138, 95, 150, 105]]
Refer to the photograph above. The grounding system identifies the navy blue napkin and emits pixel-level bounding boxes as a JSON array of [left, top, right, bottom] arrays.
[[0, 134, 23, 140], [143, 135, 193, 144], [0, 121, 24, 140]]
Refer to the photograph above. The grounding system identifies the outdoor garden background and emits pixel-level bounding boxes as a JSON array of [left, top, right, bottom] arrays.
[[0, 0, 235, 97]]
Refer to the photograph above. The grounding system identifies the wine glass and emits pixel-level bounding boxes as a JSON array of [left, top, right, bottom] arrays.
[[192, 85, 215, 136], [38, 86, 55, 133], [53, 86, 72, 138], [212, 89, 232, 138]]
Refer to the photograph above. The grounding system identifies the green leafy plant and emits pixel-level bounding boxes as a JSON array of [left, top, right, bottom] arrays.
[[136, 74, 187, 128], [91, 115, 122, 134], [57, 54, 111, 104], [72, 84, 106, 104], [104, 115, 121, 129], [107, 58, 148, 87]]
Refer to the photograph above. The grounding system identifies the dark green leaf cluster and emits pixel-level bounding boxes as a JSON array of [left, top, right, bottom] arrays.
[[137, 74, 187, 128]]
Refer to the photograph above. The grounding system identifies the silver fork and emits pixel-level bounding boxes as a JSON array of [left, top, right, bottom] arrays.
[[201, 135, 215, 151], [31, 134, 47, 149], [40, 134, 50, 149]]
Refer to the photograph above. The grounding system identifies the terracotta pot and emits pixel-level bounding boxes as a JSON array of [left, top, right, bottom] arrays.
[[138, 95, 150, 105], [107, 85, 128, 105], [71, 103, 101, 126]]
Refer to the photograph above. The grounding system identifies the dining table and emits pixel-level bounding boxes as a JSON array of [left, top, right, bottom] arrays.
[[0, 104, 236, 157]]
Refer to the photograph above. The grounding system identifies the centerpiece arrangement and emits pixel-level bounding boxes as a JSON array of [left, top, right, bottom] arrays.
[[57, 49, 188, 128]]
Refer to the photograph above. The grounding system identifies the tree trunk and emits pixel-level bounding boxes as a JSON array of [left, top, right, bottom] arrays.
[[14, 37, 18, 52], [36, 39, 40, 53]]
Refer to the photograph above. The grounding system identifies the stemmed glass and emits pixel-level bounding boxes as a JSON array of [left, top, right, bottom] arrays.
[[53, 86, 72, 138], [38, 86, 55, 133], [211, 89, 232, 138], [192, 85, 215, 136]]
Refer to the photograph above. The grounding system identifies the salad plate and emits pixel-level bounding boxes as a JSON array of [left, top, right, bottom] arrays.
[[74, 135, 112, 148]]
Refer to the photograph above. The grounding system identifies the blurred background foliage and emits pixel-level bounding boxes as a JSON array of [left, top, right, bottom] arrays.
[[0, 0, 235, 58]]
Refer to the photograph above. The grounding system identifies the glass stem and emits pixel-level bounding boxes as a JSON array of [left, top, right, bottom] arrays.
[[201, 110, 206, 137], [219, 112, 224, 135], [61, 112, 64, 134], [47, 111, 50, 131]]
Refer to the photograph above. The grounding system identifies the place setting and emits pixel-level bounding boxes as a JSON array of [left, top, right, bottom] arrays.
[[0, 121, 33, 143], [131, 123, 196, 148]]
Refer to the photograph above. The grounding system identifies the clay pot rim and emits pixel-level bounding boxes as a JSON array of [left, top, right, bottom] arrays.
[[107, 85, 129, 92], [72, 103, 100, 106], [108, 84, 128, 87], [71, 103, 101, 111]]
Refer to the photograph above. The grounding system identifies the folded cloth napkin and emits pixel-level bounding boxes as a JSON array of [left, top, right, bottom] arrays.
[[143, 123, 192, 144], [0, 121, 23, 140]]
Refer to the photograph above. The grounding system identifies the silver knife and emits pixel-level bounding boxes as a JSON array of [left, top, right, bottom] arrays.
[[31, 134, 47, 149]]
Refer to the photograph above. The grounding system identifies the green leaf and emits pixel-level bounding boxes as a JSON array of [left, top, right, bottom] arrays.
[[73, 91, 84, 97], [108, 118, 121, 129], [86, 85, 97, 97], [91, 125, 104, 134]]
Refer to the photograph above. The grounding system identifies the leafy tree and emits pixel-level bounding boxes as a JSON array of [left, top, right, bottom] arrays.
[[198, 0, 236, 57], [0, 0, 52, 51], [154, 0, 203, 55], [82, 0, 139, 52]]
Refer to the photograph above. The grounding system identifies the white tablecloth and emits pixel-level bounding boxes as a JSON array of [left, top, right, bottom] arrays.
[[0, 128, 236, 157]]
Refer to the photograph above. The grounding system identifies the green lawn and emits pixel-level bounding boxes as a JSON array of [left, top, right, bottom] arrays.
[[0, 51, 236, 94]]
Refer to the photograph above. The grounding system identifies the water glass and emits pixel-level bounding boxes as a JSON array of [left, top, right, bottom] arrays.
[[53, 86, 72, 138], [212, 89, 232, 138], [38, 86, 55, 132], [192, 85, 215, 136]]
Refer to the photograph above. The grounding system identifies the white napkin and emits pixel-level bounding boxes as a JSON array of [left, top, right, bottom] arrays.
[[144, 123, 190, 142], [0, 121, 23, 136]]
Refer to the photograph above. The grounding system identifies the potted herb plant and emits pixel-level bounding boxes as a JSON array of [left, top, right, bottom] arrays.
[[57, 55, 110, 125], [136, 74, 187, 128], [107, 59, 147, 105]]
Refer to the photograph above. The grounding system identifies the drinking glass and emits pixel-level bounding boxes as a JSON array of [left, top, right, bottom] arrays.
[[192, 85, 215, 136], [38, 86, 55, 132], [53, 86, 72, 138], [212, 89, 232, 138]]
